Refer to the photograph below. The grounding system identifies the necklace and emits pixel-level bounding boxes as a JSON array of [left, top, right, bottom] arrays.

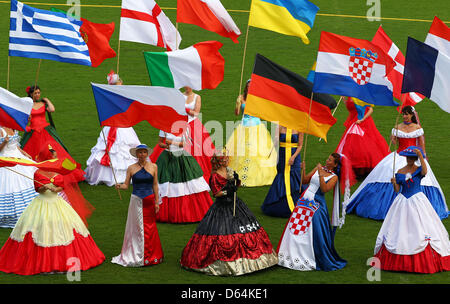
[[403, 121, 412, 125], [322, 166, 334, 174]]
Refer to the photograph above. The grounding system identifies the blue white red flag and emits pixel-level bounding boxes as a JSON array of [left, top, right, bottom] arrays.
[[402, 37, 450, 113], [0, 87, 33, 131], [90, 83, 188, 135], [312, 31, 397, 106], [9, 0, 91, 66]]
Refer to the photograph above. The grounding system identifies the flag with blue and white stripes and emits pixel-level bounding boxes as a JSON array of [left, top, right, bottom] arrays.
[[9, 0, 91, 66]]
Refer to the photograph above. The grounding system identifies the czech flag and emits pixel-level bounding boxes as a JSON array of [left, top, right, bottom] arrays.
[[91, 83, 188, 136], [313, 31, 397, 107], [0, 87, 33, 131], [244, 54, 337, 141]]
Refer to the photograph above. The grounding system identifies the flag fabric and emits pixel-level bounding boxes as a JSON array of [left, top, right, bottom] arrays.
[[51, 8, 116, 68], [312, 31, 397, 106], [425, 16, 450, 57], [120, 0, 181, 51], [401, 37, 450, 113], [176, 0, 241, 43], [91, 83, 188, 135], [248, 0, 319, 44], [9, 0, 92, 66], [372, 26, 424, 108], [0, 156, 76, 175], [244, 54, 337, 141], [143, 41, 224, 90], [306, 61, 316, 82], [0, 87, 33, 131]]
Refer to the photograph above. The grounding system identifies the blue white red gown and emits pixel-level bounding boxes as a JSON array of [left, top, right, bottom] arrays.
[[261, 131, 302, 218], [0, 128, 38, 228], [346, 128, 448, 220], [112, 168, 164, 267], [374, 167, 450, 273], [277, 171, 347, 271]]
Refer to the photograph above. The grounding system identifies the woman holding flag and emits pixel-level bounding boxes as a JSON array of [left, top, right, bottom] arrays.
[[346, 106, 448, 220], [277, 153, 354, 271], [335, 97, 390, 179], [225, 79, 277, 187], [261, 125, 304, 218], [85, 71, 141, 186], [20, 85, 85, 182], [0, 126, 38, 228]]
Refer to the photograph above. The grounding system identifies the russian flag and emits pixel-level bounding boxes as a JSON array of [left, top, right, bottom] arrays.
[[91, 83, 188, 135], [402, 37, 450, 113], [312, 31, 398, 106], [0, 87, 33, 131]]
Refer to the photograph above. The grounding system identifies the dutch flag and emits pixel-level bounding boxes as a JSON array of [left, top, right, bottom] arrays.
[[0, 87, 33, 131], [402, 37, 450, 114], [9, 0, 91, 66]]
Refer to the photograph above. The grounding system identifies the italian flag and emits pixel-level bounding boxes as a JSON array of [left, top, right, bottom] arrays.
[[143, 41, 225, 90]]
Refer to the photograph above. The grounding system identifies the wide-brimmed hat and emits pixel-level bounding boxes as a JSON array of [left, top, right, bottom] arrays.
[[399, 146, 424, 158], [129, 144, 152, 157]]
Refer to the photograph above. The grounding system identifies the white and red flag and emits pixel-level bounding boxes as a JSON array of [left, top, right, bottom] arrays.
[[119, 0, 181, 51], [425, 16, 450, 57], [177, 0, 241, 43], [372, 26, 424, 108]]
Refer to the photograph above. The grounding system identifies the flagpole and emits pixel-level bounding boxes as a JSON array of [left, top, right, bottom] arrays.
[[318, 96, 343, 142], [101, 128, 122, 200], [299, 92, 314, 191], [116, 39, 121, 75], [6, 56, 10, 91], [34, 59, 42, 88], [392, 94, 407, 178], [4, 167, 45, 186], [238, 1, 252, 97]]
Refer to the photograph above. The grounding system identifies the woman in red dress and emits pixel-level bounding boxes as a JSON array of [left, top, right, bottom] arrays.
[[335, 97, 390, 179], [20, 85, 85, 182]]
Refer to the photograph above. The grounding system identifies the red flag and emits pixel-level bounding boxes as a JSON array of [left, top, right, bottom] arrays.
[[372, 26, 424, 110], [0, 157, 77, 175], [80, 18, 116, 68], [177, 0, 241, 43]]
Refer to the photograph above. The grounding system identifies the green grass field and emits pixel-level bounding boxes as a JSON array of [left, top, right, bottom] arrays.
[[0, 0, 449, 285]]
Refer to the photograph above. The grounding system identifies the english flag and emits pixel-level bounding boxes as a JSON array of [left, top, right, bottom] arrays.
[[119, 0, 181, 51], [372, 26, 424, 108]]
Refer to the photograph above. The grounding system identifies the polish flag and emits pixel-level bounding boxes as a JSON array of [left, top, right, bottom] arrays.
[[425, 16, 450, 57], [372, 26, 424, 108], [177, 0, 241, 43], [120, 0, 181, 51], [91, 83, 188, 136]]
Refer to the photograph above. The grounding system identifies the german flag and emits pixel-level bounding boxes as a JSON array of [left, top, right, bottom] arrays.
[[245, 54, 337, 141]]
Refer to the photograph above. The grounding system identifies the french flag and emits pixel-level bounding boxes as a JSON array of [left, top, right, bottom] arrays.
[[91, 83, 188, 136], [0, 87, 33, 131], [402, 37, 450, 113], [312, 31, 398, 106]]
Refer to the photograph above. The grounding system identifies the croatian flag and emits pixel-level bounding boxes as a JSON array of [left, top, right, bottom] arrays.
[[0, 87, 33, 131], [9, 0, 91, 66], [402, 37, 450, 113], [313, 31, 397, 106], [120, 0, 181, 51], [425, 16, 450, 57], [91, 83, 188, 136]]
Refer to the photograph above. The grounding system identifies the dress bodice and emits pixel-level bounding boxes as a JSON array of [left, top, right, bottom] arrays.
[[159, 130, 184, 152], [344, 98, 372, 124], [240, 103, 261, 127], [391, 128, 424, 152], [29, 105, 50, 131], [184, 94, 197, 111], [33, 170, 64, 192], [132, 168, 154, 199], [301, 171, 335, 202], [0, 128, 22, 157], [395, 167, 423, 199]]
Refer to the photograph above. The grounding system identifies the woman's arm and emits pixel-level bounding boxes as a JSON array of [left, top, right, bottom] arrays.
[[301, 163, 317, 185], [418, 135, 426, 158], [317, 166, 338, 193], [0, 136, 9, 152], [188, 95, 201, 117], [415, 149, 427, 176], [235, 95, 243, 116], [391, 177, 400, 193], [42, 98, 55, 113], [355, 106, 373, 124], [116, 166, 132, 190], [152, 165, 160, 213], [157, 136, 169, 149], [289, 132, 304, 165]]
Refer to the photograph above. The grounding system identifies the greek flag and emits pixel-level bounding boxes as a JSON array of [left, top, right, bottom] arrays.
[[9, 0, 91, 66]]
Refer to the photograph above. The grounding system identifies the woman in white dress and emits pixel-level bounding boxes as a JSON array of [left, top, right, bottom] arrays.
[[0, 126, 38, 228], [373, 146, 450, 273], [85, 71, 141, 186]]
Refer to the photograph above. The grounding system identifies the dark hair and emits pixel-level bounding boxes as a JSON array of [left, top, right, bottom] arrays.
[[330, 152, 341, 176], [401, 105, 418, 124], [243, 80, 250, 101], [26, 85, 40, 98]]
